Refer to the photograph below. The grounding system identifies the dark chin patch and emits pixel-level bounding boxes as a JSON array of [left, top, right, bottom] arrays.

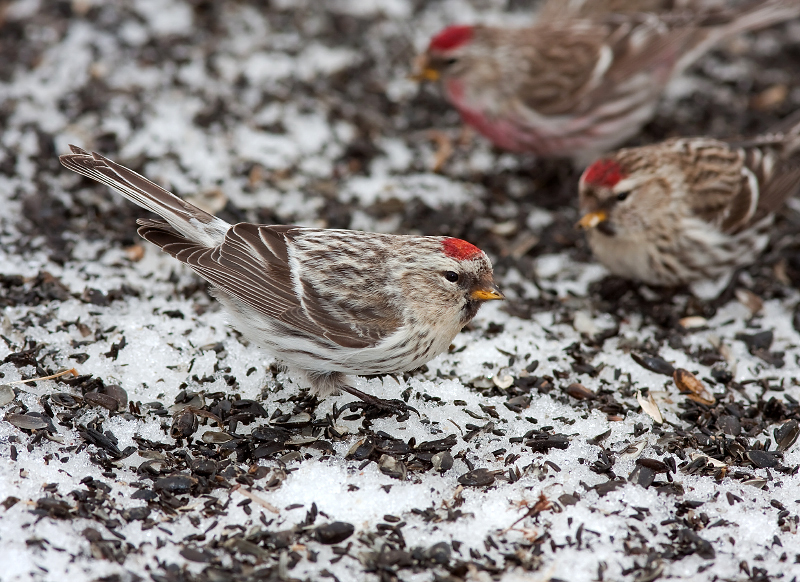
[[598, 221, 616, 237], [461, 299, 481, 324]]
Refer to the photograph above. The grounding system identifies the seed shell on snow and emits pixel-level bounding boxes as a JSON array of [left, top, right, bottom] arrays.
[[673, 368, 715, 405], [636, 391, 663, 425], [6, 413, 50, 431], [774, 419, 799, 452], [4, 3, 800, 582], [0, 385, 15, 407]]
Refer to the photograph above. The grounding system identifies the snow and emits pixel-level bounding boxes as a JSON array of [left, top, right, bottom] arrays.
[[2, 0, 800, 581]]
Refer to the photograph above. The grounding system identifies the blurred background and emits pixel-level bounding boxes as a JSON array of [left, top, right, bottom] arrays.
[[3, 3, 800, 581], [3, 0, 800, 309]]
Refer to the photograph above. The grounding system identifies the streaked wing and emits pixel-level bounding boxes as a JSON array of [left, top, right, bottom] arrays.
[[676, 130, 800, 234], [510, 16, 694, 119], [536, 0, 704, 21], [137, 220, 395, 349], [512, 25, 611, 116], [676, 140, 756, 233], [742, 145, 800, 221], [732, 113, 800, 220], [575, 18, 700, 108]]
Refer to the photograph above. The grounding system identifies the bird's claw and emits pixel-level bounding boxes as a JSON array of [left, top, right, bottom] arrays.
[[339, 385, 419, 422]]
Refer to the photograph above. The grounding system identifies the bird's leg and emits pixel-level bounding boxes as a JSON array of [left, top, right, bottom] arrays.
[[339, 383, 419, 423], [305, 370, 419, 422]]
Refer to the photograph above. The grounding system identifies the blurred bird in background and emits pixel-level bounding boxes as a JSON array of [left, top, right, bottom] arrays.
[[536, 0, 724, 21], [576, 113, 800, 286], [415, 0, 800, 164]]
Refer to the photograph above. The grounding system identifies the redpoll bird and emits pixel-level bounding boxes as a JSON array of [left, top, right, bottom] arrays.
[[60, 146, 503, 414], [536, 0, 719, 21], [576, 116, 800, 286], [416, 1, 800, 163]]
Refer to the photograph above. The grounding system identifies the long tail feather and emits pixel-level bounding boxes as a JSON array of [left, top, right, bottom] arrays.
[[59, 145, 229, 247], [676, 0, 800, 74]]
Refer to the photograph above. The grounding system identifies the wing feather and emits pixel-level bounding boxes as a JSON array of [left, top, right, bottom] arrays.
[[682, 129, 800, 234], [137, 220, 393, 349], [744, 148, 800, 221]]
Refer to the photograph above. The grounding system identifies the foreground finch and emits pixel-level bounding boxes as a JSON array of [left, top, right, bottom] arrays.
[[415, 1, 800, 163], [60, 146, 503, 416], [576, 115, 800, 286]]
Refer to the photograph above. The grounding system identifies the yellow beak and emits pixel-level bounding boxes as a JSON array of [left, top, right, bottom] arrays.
[[576, 210, 607, 230], [418, 68, 440, 81], [410, 55, 440, 82], [470, 287, 504, 301]]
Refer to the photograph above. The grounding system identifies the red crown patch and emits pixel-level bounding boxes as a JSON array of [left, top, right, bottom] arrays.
[[582, 159, 625, 188], [442, 237, 482, 260], [429, 25, 473, 52]]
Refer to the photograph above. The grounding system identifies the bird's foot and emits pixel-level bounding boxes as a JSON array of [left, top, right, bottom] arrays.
[[339, 385, 419, 422]]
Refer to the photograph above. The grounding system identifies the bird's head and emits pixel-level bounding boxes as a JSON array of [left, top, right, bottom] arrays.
[[407, 236, 502, 326], [577, 156, 664, 238], [413, 25, 475, 83]]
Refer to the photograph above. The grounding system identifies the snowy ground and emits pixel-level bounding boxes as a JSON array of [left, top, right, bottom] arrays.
[[3, 1, 800, 581]]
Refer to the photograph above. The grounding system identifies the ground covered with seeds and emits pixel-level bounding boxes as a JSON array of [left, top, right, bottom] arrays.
[[3, 1, 800, 581]]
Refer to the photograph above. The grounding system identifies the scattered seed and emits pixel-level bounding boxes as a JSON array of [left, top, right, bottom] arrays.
[[559, 493, 579, 506], [636, 391, 663, 424], [629, 464, 656, 488], [431, 451, 453, 473], [316, 522, 354, 545], [102, 384, 128, 410], [717, 415, 741, 437], [504, 395, 530, 412], [190, 458, 217, 476], [631, 353, 675, 376], [6, 413, 49, 430], [0, 385, 15, 407], [2, 496, 20, 510], [735, 330, 773, 352], [171, 410, 198, 439], [679, 316, 707, 330], [774, 420, 799, 452], [457, 468, 495, 487], [379, 455, 407, 480], [425, 541, 451, 564], [50, 392, 82, 409], [84, 392, 119, 411], [493, 374, 513, 389], [273, 413, 312, 426], [565, 383, 596, 400], [154, 475, 196, 494], [735, 288, 763, 314], [618, 440, 647, 461], [525, 434, 570, 452], [180, 547, 214, 563], [673, 368, 715, 405], [201, 431, 233, 444], [747, 450, 778, 469]]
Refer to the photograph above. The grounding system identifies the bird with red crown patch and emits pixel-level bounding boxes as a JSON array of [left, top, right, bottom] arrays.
[[414, 2, 800, 163], [577, 114, 800, 287], [59, 146, 503, 419]]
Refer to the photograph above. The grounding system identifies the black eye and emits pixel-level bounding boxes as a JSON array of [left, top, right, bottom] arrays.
[[616, 191, 630, 202], [444, 271, 459, 283], [445, 57, 458, 66]]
